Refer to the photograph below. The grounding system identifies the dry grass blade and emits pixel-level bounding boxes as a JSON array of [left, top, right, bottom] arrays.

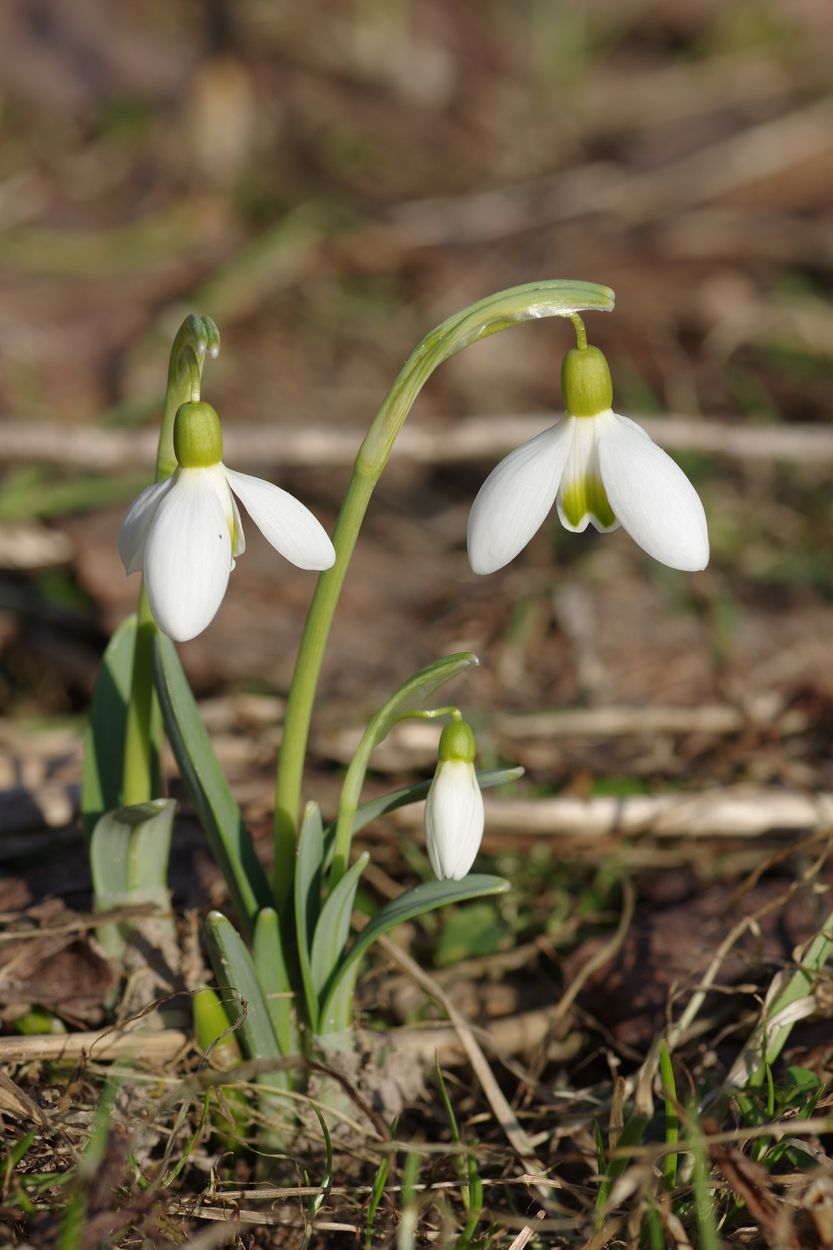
[[376, 935, 548, 1182], [0, 1028, 187, 1064]]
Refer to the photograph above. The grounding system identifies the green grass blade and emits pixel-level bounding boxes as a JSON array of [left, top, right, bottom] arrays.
[[153, 633, 270, 938], [659, 1040, 679, 1191], [689, 1115, 720, 1250]]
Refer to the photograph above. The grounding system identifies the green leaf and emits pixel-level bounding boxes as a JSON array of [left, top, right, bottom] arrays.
[[311, 853, 369, 1031], [205, 911, 287, 1092], [346, 766, 524, 838], [153, 633, 270, 938], [253, 907, 295, 1057], [319, 874, 510, 1029], [82, 615, 139, 837], [89, 798, 175, 958], [294, 801, 324, 1030]]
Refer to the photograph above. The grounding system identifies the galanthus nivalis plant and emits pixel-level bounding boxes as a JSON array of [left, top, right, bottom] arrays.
[[467, 339, 709, 574], [424, 718, 485, 881], [82, 283, 720, 1144], [119, 400, 335, 641]]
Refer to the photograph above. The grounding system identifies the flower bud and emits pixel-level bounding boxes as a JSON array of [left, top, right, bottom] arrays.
[[424, 719, 484, 881]]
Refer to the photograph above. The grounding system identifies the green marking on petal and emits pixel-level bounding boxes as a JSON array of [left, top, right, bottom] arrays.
[[561, 475, 616, 530]]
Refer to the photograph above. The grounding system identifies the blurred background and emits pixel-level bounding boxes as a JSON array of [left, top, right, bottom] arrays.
[[1, 0, 832, 806]]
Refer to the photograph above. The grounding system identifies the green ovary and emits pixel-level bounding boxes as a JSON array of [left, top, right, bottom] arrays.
[[560, 474, 616, 529]]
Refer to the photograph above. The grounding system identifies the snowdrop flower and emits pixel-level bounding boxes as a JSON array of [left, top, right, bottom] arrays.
[[424, 719, 484, 881], [468, 344, 709, 574], [120, 401, 335, 641]]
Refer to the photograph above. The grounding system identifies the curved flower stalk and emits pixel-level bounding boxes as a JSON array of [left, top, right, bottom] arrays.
[[468, 342, 709, 574], [120, 401, 335, 641], [273, 280, 616, 893], [424, 719, 485, 881]]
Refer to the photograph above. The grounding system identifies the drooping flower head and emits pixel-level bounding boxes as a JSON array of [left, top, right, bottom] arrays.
[[119, 401, 335, 641], [467, 341, 709, 575], [424, 718, 485, 881]]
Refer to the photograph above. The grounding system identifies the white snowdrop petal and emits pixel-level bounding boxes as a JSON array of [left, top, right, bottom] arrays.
[[424, 761, 485, 881], [225, 468, 335, 571], [467, 421, 573, 574], [118, 477, 175, 574], [598, 413, 709, 571], [143, 471, 232, 641]]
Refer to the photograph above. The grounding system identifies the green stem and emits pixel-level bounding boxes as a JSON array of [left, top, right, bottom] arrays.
[[272, 279, 615, 896], [570, 313, 588, 350], [121, 589, 160, 803], [120, 315, 220, 805]]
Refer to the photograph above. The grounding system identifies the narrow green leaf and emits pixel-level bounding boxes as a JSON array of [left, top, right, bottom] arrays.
[[82, 615, 140, 836], [253, 907, 295, 1056], [659, 1041, 678, 1191], [204, 911, 288, 1092], [342, 766, 525, 839], [319, 875, 509, 1027], [311, 853, 369, 1029], [153, 634, 270, 938], [294, 801, 324, 1030]]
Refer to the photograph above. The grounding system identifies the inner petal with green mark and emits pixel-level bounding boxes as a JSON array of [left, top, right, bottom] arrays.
[[560, 474, 617, 530], [556, 414, 618, 533]]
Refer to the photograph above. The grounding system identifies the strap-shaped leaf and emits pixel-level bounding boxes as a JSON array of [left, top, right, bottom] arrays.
[[294, 801, 324, 1030], [82, 615, 140, 836], [311, 852, 369, 1014], [318, 874, 509, 1031], [346, 766, 525, 837], [153, 634, 270, 938], [205, 911, 287, 1092], [89, 798, 175, 957], [253, 907, 295, 1057]]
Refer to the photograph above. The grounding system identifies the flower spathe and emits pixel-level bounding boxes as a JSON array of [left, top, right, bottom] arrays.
[[467, 345, 709, 575], [119, 402, 336, 641], [424, 720, 485, 881]]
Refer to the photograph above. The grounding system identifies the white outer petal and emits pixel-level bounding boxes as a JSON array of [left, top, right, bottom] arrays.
[[224, 467, 335, 570], [424, 760, 485, 881], [143, 468, 233, 641], [467, 421, 574, 574], [598, 411, 709, 571], [118, 477, 175, 574]]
